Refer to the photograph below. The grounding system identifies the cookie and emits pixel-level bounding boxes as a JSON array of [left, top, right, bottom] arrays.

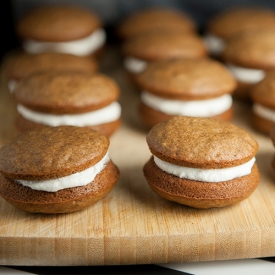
[[250, 71, 275, 134], [134, 58, 236, 128], [13, 71, 121, 137], [222, 28, 275, 98], [204, 6, 275, 57], [117, 7, 196, 40], [16, 5, 106, 56], [0, 126, 120, 213], [143, 116, 260, 208], [122, 30, 208, 81], [2, 51, 98, 93]]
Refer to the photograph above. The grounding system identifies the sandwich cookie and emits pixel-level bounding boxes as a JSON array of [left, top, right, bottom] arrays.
[[122, 30, 208, 82], [250, 71, 275, 134], [3, 52, 98, 93], [16, 5, 106, 56], [134, 58, 236, 128], [117, 8, 196, 40], [0, 126, 120, 213], [143, 116, 260, 208], [204, 6, 275, 57], [223, 28, 275, 99], [13, 71, 121, 137]]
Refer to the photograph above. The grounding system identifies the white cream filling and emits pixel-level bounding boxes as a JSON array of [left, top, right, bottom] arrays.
[[124, 57, 148, 74], [141, 91, 232, 117], [17, 102, 121, 127], [253, 103, 275, 122], [154, 155, 256, 182], [8, 79, 17, 93], [16, 152, 110, 192], [22, 29, 106, 56], [226, 64, 265, 84], [203, 33, 226, 56]]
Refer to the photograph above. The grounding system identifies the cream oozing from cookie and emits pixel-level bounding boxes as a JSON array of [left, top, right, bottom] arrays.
[[124, 57, 148, 73], [16, 152, 110, 192], [141, 91, 232, 117], [22, 29, 106, 56], [154, 156, 256, 182], [203, 33, 226, 56], [253, 103, 275, 121], [17, 102, 121, 126], [226, 64, 265, 83]]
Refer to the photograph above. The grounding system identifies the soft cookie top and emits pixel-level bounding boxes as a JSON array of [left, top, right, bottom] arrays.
[[146, 116, 258, 169], [223, 29, 275, 69], [117, 8, 196, 39], [207, 7, 275, 40], [13, 71, 120, 114], [3, 52, 98, 81], [0, 126, 109, 180], [122, 30, 208, 61], [16, 5, 102, 42], [135, 58, 236, 100]]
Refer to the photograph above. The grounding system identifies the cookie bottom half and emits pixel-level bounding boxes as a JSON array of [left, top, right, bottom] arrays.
[[0, 161, 120, 214], [252, 112, 275, 135], [16, 114, 121, 137], [143, 157, 260, 209], [138, 102, 234, 129]]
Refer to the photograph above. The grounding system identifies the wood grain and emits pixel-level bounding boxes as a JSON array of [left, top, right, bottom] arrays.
[[1, 47, 275, 265]]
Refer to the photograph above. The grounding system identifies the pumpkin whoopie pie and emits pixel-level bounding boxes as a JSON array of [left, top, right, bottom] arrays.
[[222, 28, 275, 99], [0, 126, 120, 213], [122, 30, 208, 82], [134, 58, 236, 128], [3, 51, 98, 93], [204, 6, 275, 57], [16, 5, 106, 56], [13, 71, 121, 137], [250, 71, 275, 134], [143, 116, 260, 208], [117, 7, 196, 40]]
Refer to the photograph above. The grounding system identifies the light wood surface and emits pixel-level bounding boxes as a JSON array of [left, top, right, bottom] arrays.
[[1, 48, 275, 266]]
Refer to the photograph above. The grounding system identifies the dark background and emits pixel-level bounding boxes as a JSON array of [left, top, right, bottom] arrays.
[[2, 0, 275, 59]]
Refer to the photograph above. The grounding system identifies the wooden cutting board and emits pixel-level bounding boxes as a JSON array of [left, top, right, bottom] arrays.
[[1, 48, 275, 266]]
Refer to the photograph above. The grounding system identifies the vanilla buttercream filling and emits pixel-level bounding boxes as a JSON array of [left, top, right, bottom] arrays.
[[154, 155, 256, 182], [203, 33, 226, 56], [16, 152, 110, 192], [253, 103, 275, 122], [226, 64, 265, 84], [8, 79, 17, 93], [17, 102, 121, 127], [141, 91, 232, 117], [124, 57, 148, 74], [22, 29, 106, 56]]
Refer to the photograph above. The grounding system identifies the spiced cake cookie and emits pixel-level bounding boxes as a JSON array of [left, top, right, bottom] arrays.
[[222, 28, 275, 98], [0, 126, 120, 213], [3, 52, 98, 93], [117, 7, 196, 40], [134, 58, 236, 128], [250, 71, 275, 134], [16, 5, 106, 56], [143, 116, 260, 208], [204, 6, 275, 57], [122, 30, 208, 81], [13, 71, 121, 137]]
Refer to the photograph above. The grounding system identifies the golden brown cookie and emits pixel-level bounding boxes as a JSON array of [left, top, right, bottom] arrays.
[[143, 116, 260, 208], [222, 29, 275, 99], [117, 8, 196, 40], [0, 126, 120, 213], [16, 5, 106, 56], [250, 71, 275, 134], [134, 58, 236, 128], [204, 6, 275, 57], [122, 30, 208, 81], [13, 71, 121, 137]]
